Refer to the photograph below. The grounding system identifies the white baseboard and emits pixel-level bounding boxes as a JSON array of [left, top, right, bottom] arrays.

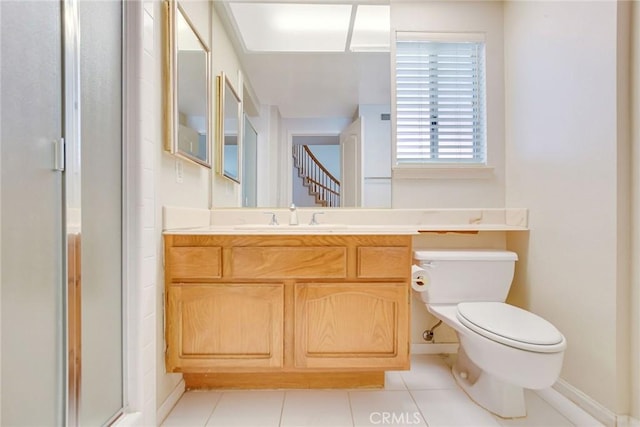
[[617, 416, 640, 427], [112, 412, 143, 427], [411, 343, 459, 354], [550, 379, 617, 427], [156, 378, 185, 425]]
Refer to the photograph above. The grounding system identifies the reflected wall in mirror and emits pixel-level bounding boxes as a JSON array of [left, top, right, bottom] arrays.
[[163, 0, 211, 167], [217, 72, 242, 183], [242, 115, 258, 207]]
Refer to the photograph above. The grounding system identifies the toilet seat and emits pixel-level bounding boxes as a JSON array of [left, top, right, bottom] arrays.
[[456, 302, 566, 353]]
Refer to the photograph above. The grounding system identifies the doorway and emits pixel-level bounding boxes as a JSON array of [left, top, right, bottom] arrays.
[[291, 135, 341, 207]]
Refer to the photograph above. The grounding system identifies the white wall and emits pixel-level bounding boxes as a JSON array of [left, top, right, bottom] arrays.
[[504, 0, 631, 418], [160, 1, 212, 209], [124, 2, 162, 424], [307, 145, 340, 179], [211, 5, 244, 207], [0, 4, 4, 420], [631, 0, 640, 420], [616, 3, 634, 421], [266, 105, 283, 206], [250, 105, 279, 207], [390, 0, 505, 209], [155, 0, 212, 412]]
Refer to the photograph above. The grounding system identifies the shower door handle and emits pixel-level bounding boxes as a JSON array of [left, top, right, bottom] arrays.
[[53, 138, 65, 171]]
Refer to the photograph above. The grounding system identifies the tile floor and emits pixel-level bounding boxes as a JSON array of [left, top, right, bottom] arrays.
[[162, 354, 604, 427]]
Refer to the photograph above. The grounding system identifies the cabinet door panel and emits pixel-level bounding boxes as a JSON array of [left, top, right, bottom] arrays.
[[167, 284, 283, 371], [294, 283, 409, 370]]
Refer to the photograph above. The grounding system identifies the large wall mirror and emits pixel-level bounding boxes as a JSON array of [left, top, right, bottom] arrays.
[[216, 72, 242, 183], [163, 0, 211, 167], [214, 2, 391, 207]]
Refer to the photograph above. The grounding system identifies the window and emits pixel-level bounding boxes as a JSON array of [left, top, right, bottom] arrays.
[[395, 33, 486, 165]]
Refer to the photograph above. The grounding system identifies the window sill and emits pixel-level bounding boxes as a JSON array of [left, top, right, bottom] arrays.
[[392, 165, 495, 180]]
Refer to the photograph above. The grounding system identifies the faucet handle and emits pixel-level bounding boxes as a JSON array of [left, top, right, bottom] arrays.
[[263, 212, 279, 226], [309, 212, 325, 225]]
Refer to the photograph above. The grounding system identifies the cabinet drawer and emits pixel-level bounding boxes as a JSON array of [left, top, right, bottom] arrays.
[[229, 246, 347, 279], [357, 246, 409, 279], [168, 247, 222, 280]]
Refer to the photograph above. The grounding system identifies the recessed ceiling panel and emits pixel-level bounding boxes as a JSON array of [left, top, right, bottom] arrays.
[[228, 3, 352, 52], [350, 5, 390, 52]]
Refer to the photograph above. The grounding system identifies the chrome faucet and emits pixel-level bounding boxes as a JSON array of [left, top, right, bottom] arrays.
[[309, 212, 324, 225], [263, 212, 279, 226], [289, 203, 299, 225]]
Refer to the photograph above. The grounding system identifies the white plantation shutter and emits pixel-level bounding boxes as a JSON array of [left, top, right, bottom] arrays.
[[395, 36, 486, 164]]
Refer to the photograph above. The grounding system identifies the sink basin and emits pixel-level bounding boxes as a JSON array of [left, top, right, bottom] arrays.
[[233, 224, 348, 231]]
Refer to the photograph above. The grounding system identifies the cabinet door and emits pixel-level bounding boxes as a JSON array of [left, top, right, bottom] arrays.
[[294, 283, 409, 370], [166, 284, 284, 371]]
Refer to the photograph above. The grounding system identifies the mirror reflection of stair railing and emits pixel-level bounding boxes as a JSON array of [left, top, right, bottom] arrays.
[[292, 145, 340, 207]]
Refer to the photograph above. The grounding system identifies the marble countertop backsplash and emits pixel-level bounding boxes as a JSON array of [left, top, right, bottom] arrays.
[[162, 206, 528, 235]]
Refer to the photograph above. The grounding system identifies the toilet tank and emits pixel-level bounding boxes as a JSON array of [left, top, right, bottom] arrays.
[[413, 250, 518, 304]]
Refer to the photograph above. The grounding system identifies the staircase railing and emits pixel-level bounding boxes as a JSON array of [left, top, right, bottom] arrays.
[[292, 145, 340, 207]]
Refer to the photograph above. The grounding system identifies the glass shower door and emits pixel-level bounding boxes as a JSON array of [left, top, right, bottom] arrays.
[[78, 0, 124, 424], [1, 1, 125, 425], [1, 1, 66, 425]]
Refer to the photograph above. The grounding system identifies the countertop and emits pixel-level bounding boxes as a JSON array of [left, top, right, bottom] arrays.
[[163, 223, 528, 235]]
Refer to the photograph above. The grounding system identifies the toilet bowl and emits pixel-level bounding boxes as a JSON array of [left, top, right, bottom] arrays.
[[413, 250, 566, 418]]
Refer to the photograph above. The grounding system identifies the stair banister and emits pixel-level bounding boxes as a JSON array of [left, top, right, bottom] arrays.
[[292, 145, 340, 207]]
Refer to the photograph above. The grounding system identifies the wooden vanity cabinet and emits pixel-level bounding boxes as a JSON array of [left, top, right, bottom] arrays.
[[164, 234, 412, 388]]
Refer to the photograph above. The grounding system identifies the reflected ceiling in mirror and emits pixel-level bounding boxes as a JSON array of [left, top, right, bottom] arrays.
[[218, 1, 390, 118]]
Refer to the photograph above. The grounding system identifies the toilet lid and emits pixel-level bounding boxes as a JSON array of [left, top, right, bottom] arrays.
[[456, 302, 566, 353]]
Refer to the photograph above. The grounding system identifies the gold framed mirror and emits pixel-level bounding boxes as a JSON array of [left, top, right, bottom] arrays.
[[216, 72, 242, 183], [162, 0, 211, 167]]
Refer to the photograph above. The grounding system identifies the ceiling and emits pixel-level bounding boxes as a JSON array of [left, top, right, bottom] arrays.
[[214, 1, 391, 119]]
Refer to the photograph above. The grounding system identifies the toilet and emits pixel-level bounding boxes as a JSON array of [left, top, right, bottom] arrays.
[[413, 249, 566, 418]]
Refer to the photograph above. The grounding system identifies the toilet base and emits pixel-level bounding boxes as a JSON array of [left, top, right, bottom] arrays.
[[452, 346, 527, 419]]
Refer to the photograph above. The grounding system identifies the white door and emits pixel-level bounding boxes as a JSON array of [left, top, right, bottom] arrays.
[[340, 117, 364, 207]]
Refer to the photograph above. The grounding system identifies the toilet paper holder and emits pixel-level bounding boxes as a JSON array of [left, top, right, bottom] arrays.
[[411, 265, 429, 289]]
